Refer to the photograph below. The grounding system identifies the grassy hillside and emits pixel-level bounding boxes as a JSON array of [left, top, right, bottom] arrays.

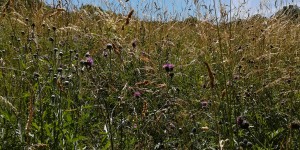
[[0, 0, 299, 149]]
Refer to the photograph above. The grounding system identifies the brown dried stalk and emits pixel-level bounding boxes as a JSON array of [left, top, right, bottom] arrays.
[[122, 9, 134, 30], [204, 61, 215, 89], [126, 9, 134, 25], [142, 100, 148, 119]]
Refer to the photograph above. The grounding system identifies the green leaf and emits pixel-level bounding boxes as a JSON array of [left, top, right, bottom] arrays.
[[0, 110, 11, 122], [42, 110, 48, 119], [22, 92, 30, 98], [44, 124, 52, 139], [64, 112, 72, 122], [269, 128, 285, 140], [102, 141, 111, 150], [71, 135, 87, 142], [32, 122, 40, 131]]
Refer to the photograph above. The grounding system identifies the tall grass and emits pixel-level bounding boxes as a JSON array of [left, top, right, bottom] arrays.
[[0, 0, 299, 149]]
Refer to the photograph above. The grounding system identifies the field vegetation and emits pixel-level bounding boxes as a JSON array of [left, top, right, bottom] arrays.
[[0, 0, 299, 149]]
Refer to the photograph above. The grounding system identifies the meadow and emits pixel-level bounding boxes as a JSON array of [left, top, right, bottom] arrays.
[[0, 0, 299, 149]]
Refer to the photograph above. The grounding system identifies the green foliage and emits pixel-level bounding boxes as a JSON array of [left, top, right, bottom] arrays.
[[0, 0, 299, 149]]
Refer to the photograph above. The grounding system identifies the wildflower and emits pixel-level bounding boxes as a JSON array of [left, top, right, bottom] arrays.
[[107, 43, 113, 50], [169, 72, 174, 78], [178, 128, 183, 134], [247, 142, 253, 148], [33, 53, 38, 59], [236, 116, 243, 125], [85, 52, 90, 57], [241, 120, 249, 129], [48, 67, 53, 72], [243, 139, 248, 145], [64, 81, 69, 86], [49, 37, 54, 42], [53, 48, 58, 53], [132, 39, 137, 48], [191, 127, 196, 134], [80, 60, 85, 66], [134, 91, 141, 98], [201, 101, 208, 109], [240, 139, 253, 148], [163, 63, 175, 72], [133, 123, 137, 129], [57, 67, 63, 73], [236, 116, 249, 129], [33, 72, 40, 79], [103, 51, 108, 57], [86, 57, 94, 68], [53, 74, 57, 80], [289, 121, 300, 130], [52, 26, 57, 31]]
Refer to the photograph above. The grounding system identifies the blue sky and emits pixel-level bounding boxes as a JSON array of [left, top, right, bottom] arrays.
[[44, 0, 300, 20]]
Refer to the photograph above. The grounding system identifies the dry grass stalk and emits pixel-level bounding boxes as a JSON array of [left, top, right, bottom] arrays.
[[58, 25, 81, 32], [255, 75, 290, 93], [1, 0, 15, 18], [126, 9, 134, 25], [12, 17, 27, 26], [0, 96, 19, 116], [28, 143, 48, 150], [122, 9, 134, 30], [204, 61, 215, 89], [25, 96, 34, 144], [45, 8, 66, 18], [142, 100, 148, 119]]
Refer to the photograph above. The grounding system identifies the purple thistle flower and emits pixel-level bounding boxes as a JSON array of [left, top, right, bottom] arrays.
[[236, 116, 249, 129], [236, 116, 244, 126], [241, 120, 249, 129], [163, 63, 175, 72], [201, 101, 208, 109], [133, 123, 137, 129], [86, 57, 94, 67], [290, 121, 300, 130], [134, 91, 141, 98], [103, 51, 108, 57]]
